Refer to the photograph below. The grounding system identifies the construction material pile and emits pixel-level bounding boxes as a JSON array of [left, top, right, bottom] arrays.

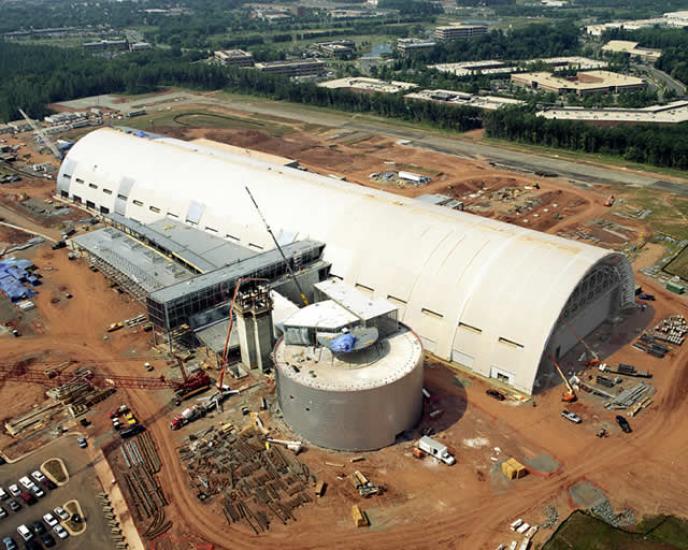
[[605, 382, 653, 413], [120, 431, 170, 539], [46, 369, 115, 417], [635, 314, 687, 357], [179, 427, 315, 534], [648, 314, 687, 346]]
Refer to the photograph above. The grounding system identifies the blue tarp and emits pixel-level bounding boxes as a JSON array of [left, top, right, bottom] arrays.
[[329, 333, 357, 353], [0, 257, 37, 302]]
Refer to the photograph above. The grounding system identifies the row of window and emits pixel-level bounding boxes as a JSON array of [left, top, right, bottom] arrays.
[[348, 281, 525, 350], [70, 190, 257, 247]]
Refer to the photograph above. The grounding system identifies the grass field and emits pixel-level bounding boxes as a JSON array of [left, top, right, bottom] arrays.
[[543, 511, 688, 550], [124, 108, 292, 136]]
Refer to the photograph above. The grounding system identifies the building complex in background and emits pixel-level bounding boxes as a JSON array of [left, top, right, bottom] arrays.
[[56, 128, 634, 395], [434, 23, 488, 41], [511, 70, 646, 95]]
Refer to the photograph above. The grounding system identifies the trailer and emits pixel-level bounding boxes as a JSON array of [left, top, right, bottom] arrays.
[[417, 436, 456, 465]]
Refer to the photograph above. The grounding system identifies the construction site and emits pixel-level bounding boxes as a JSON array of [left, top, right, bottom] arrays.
[[0, 89, 687, 550]]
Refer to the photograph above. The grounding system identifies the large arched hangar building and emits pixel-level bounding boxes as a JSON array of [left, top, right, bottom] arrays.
[[57, 128, 635, 394]]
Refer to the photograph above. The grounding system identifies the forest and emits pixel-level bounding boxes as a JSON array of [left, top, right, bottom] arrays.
[[0, 41, 481, 132], [485, 107, 688, 169]]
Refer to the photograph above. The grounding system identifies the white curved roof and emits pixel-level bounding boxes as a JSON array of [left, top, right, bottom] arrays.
[[59, 128, 633, 393]]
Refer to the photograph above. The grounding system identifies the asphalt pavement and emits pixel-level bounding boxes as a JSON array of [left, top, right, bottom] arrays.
[[0, 436, 113, 550]]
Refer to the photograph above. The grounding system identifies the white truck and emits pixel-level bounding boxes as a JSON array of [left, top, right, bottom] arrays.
[[417, 436, 456, 465]]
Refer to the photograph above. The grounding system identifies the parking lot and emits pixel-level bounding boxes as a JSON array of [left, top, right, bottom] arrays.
[[0, 435, 112, 549]]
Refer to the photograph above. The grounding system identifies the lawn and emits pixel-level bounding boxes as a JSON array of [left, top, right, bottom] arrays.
[[543, 511, 688, 550]]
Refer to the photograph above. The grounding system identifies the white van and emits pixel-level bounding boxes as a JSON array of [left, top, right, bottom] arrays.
[[0, 486, 7, 500]]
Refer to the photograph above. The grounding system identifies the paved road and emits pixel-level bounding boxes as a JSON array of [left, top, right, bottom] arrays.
[[637, 63, 687, 97]]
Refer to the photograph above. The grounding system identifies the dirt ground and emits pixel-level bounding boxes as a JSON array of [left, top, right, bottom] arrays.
[[1, 110, 688, 549]]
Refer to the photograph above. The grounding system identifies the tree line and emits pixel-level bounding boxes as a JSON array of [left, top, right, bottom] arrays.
[[485, 107, 688, 169], [0, 40, 480, 132]]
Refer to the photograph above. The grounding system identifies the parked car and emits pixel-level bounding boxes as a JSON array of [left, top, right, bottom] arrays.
[[77, 436, 87, 448], [30, 471, 45, 484], [0, 505, 6, 519], [16, 525, 32, 542], [616, 415, 633, 433], [486, 389, 506, 401], [8, 500, 21, 512], [638, 293, 655, 301], [24, 540, 42, 550], [52, 525, 68, 540], [53, 507, 69, 522], [30, 486, 44, 499], [40, 533, 55, 548], [7, 485, 20, 498], [1, 536, 16, 550], [18, 477, 32, 491], [30, 521, 46, 536], [42, 513, 58, 528], [0, 487, 7, 500], [561, 410, 582, 424], [18, 492, 36, 506], [40, 479, 56, 491]]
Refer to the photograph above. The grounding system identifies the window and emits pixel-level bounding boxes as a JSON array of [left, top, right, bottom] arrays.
[[421, 307, 443, 319], [132, 200, 143, 207], [149, 205, 161, 213], [72, 195, 82, 203], [498, 337, 524, 349], [205, 226, 218, 233], [225, 234, 239, 242], [355, 283, 374, 293], [100, 206, 110, 214], [117, 194, 127, 201], [102, 188, 112, 195], [387, 295, 407, 305], [75, 178, 84, 184], [60, 190, 68, 198], [249, 243, 264, 251], [458, 322, 482, 334], [88, 183, 97, 189], [62, 173, 72, 180], [86, 200, 95, 209]]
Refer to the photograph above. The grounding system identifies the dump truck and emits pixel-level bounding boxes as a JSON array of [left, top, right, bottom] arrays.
[[417, 436, 456, 465]]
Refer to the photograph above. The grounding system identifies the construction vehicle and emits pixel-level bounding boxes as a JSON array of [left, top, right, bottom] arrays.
[[552, 359, 577, 403], [350, 471, 380, 497], [417, 436, 456, 465], [266, 437, 303, 454], [170, 405, 207, 430], [599, 363, 652, 379]]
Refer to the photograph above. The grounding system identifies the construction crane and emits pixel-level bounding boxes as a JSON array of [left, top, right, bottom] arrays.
[[245, 186, 309, 306], [18, 108, 62, 160], [562, 320, 600, 367], [551, 357, 577, 403], [0, 360, 211, 395]]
